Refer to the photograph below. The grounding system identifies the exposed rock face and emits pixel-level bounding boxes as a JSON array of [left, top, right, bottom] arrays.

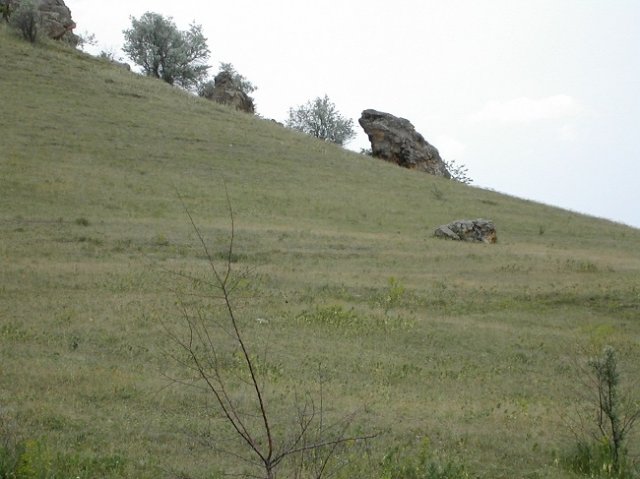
[[3, 0, 76, 41], [209, 71, 255, 114], [434, 219, 497, 243], [359, 109, 451, 178], [37, 0, 76, 40]]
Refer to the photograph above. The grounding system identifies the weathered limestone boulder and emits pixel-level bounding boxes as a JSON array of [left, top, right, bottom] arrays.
[[434, 219, 497, 243], [358, 109, 451, 178], [208, 71, 255, 114], [3, 0, 76, 41], [38, 0, 76, 40]]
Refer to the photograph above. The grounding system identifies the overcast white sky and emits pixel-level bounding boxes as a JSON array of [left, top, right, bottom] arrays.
[[69, 0, 640, 228]]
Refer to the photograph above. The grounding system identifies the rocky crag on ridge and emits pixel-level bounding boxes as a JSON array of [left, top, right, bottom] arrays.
[[2, 0, 77, 42], [359, 109, 451, 178], [204, 70, 255, 114]]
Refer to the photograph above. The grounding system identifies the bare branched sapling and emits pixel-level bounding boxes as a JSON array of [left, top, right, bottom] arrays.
[[164, 195, 376, 479]]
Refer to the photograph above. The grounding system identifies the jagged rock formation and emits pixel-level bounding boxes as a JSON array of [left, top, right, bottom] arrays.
[[359, 109, 451, 178], [434, 219, 497, 243], [2, 0, 76, 42], [38, 0, 75, 41], [207, 71, 255, 114]]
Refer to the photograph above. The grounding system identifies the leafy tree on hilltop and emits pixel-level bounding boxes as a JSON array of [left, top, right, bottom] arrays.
[[286, 95, 355, 146], [123, 12, 210, 89]]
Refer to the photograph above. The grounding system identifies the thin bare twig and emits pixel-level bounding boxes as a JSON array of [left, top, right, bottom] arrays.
[[165, 190, 377, 478]]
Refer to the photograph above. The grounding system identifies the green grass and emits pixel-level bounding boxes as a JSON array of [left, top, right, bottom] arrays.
[[1, 27, 640, 478]]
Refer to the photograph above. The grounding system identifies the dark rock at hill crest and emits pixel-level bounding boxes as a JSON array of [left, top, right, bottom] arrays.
[[358, 109, 451, 178]]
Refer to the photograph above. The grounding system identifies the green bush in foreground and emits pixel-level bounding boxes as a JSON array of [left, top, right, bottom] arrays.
[[586, 347, 638, 476], [0, 438, 125, 479], [560, 440, 637, 479], [380, 441, 469, 479], [562, 346, 640, 478]]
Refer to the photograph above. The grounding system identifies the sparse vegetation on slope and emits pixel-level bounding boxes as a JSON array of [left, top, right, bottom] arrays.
[[1, 28, 640, 478]]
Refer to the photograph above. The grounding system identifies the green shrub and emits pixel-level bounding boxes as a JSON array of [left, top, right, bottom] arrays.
[[8, 0, 39, 43], [296, 303, 414, 333], [380, 440, 469, 479], [560, 440, 637, 478], [0, 437, 126, 479], [13, 439, 53, 479], [0, 442, 21, 477], [297, 304, 362, 329], [374, 277, 406, 316], [1, 2, 12, 22], [560, 258, 599, 273], [563, 346, 640, 478], [0, 407, 21, 479]]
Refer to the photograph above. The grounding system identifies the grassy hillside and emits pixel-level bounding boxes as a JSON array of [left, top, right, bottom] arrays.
[[1, 28, 639, 479]]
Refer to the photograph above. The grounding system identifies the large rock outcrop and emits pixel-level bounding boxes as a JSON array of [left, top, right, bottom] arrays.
[[3, 0, 76, 41], [38, 0, 75, 40], [359, 109, 451, 178], [434, 219, 497, 244], [207, 71, 255, 114]]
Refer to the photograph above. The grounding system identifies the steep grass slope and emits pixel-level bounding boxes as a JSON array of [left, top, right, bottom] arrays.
[[1, 29, 639, 478]]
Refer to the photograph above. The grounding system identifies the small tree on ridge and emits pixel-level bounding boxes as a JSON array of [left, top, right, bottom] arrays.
[[286, 95, 355, 146], [123, 11, 210, 89]]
